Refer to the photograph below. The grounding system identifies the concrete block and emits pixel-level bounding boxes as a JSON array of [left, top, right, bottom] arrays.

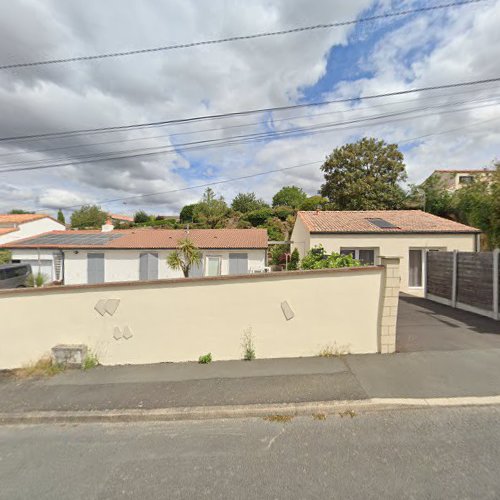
[[385, 277, 400, 288], [51, 344, 87, 368], [383, 297, 399, 308]]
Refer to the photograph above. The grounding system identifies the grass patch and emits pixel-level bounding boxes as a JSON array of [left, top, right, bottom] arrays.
[[318, 342, 350, 358], [14, 357, 65, 379], [82, 351, 99, 370], [198, 353, 212, 364], [242, 327, 256, 361], [312, 413, 327, 421], [338, 409, 357, 418], [263, 414, 294, 424]]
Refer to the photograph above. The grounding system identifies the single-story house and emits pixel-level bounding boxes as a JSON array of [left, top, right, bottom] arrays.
[[3, 227, 268, 285], [291, 210, 480, 296], [0, 214, 65, 246]]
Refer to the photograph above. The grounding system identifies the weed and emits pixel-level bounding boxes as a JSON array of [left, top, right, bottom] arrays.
[[318, 342, 350, 358], [14, 357, 65, 378], [242, 327, 256, 361], [338, 409, 357, 418], [263, 414, 294, 424], [26, 272, 49, 288], [198, 353, 212, 364], [82, 351, 99, 370], [312, 413, 327, 421]]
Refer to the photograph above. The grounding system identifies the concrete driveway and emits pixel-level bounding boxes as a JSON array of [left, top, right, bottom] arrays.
[[397, 294, 500, 352]]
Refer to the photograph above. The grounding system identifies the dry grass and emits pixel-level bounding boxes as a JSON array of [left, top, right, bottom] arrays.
[[13, 357, 65, 379], [263, 414, 294, 424], [338, 409, 357, 418], [318, 342, 350, 358], [312, 413, 327, 421]]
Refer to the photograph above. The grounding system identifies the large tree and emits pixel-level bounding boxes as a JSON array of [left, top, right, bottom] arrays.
[[231, 192, 268, 213], [179, 204, 197, 223], [272, 186, 307, 209], [57, 209, 65, 224], [193, 188, 229, 228], [70, 205, 108, 229], [320, 137, 407, 210]]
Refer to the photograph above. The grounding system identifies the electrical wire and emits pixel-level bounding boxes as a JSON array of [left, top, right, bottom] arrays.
[[0, 1, 485, 70]]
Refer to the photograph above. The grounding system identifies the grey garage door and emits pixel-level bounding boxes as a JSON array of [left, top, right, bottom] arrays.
[[229, 253, 248, 275], [87, 253, 105, 284], [139, 252, 159, 280]]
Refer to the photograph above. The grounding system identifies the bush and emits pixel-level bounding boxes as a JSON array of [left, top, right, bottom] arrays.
[[270, 244, 289, 266], [0, 250, 11, 264], [82, 351, 99, 370], [243, 208, 274, 226], [300, 245, 361, 270], [288, 248, 300, 270], [198, 353, 212, 364], [272, 206, 294, 221], [134, 210, 150, 224], [26, 272, 49, 287]]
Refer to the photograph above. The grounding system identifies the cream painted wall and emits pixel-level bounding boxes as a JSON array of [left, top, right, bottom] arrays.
[[63, 249, 267, 285], [290, 216, 310, 258], [308, 233, 476, 295], [0, 268, 385, 369], [0, 217, 65, 245]]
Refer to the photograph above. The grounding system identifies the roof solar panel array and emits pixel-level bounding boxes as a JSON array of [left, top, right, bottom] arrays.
[[23, 233, 124, 246], [366, 218, 398, 229]]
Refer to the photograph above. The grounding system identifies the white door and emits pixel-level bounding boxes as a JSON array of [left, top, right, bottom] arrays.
[[206, 256, 221, 277]]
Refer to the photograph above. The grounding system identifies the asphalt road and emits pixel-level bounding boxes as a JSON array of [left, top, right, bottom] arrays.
[[1, 406, 500, 499]]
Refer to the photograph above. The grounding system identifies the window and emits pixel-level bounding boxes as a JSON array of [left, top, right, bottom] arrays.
[[206, 256, 221, 277], [340, 248, 376, 265], [409, 249, 423, 287], [459, 175, 474, 185]]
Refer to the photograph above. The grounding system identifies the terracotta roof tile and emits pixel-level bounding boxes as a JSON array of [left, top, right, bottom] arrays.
[[0, 213, 50, 225], [3, 228, 269, 249], [0, 228, 17, 236], [298, 210, 480, 234]]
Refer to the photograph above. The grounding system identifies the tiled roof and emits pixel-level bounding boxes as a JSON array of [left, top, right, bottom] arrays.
[[0, 214, 50, 225], [3, 228, 269, 249], [298, 210, 480, 234], [433, 169, 492, 174], [109, 213, 134, 222], [0, 228, 17, 236]]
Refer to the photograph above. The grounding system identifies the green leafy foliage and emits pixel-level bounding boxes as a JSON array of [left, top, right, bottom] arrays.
[[0, 250, 11, 264], [82, 351, 99, 370], [288, 248, 300, 270], [198, 353, 212, 364], [242, 327, 255, 361], [9, 209, 33, 214], [180, 204, 197, 223], [272, 185, 307, 209], [166, 238, 202, 278], [243, 208, 274, 227], [300, 246, 361, 270], [231, 192, 269, 213], [134, 210, 150, 223], [406, 175, 453, 217], [270, 244, 289, 266], [70, 205, 108, 229], [320, 137, 407, 210], [300, 195, 329, 211], [26, 272, 49, 287], [57, 209, 65, 224], [193, 188, 229, 228], [272, 206, 295, 221]]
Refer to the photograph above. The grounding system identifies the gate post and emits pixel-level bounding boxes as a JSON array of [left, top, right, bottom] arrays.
[[493, 248, 499, 320], [379, 257, 401, 354], [451, 250, 458, 309]]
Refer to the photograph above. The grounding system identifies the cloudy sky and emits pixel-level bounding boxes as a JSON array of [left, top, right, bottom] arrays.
[[0, 0, 499, 217]]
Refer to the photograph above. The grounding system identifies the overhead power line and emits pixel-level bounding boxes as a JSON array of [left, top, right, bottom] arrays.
[[1, 76, 499, 143], [33, 115, 500, 213], [0, 1, 485, 71]]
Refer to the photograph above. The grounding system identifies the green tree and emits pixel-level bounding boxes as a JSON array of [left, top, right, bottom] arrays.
[[270, 244, 289, 266], [231, 192, 268, 213], [179, 204, 197, 223], [300, 245, 361, 270], [9, 209, 33, 214], [57, 209, 65, 224], [406, 175, 453, 217], [320, 137, 407, 210], [134, 210, 150, 224], [300, 195, 329, 211], [452, 164, 499, 249], [166, 238, 202, 278], [272, 186, 307, 209], [0, 250, 11, 264], [244, 207, 274, 227], [70, 205, 107, 229], [193, 188, 229, 228], [288, 248, 300, 270]]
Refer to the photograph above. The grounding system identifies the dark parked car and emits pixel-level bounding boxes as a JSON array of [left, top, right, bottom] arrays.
[[0, 263, 32, 289]]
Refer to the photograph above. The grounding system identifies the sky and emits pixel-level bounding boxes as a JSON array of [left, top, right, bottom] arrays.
[[0, 0, 499, 217]]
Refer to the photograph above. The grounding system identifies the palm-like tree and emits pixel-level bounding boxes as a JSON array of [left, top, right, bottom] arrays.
[[167, 238, 202, 278]]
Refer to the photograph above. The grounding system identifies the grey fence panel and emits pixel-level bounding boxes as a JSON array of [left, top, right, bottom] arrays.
[[426, 252, 454, 300], [456, 252, 493, 310]]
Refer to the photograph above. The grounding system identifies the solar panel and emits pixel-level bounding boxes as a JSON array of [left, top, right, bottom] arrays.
[[22, 233, 124, 245], [366, 218, 398, 229]]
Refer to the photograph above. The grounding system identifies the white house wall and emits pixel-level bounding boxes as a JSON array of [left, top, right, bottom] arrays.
[[290, 216, 311, 258], [0, 217, 65, 245], [9, 249, 58, 281], [306, 233, 476, 296], [63, 249, 267, 285]]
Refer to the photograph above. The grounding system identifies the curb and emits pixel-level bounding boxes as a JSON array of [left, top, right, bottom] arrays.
[[1, 396, 500, 425]]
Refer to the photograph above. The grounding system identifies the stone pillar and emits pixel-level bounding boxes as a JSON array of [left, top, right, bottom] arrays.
[[379, 257, 401, 354]]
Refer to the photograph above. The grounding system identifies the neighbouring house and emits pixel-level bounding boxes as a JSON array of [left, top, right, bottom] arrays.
[[291, 210, 480, 296], [3, 227, 268, 285], [424, 168, 493, 192], [108, 213, 134, 226], [0, 214, 65, 246]]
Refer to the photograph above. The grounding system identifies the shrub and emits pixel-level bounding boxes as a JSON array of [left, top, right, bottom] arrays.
[[287, 248, 300, 270], [26, 272, 49, 287], [243, 208, 274, 226], [82, 351, 99, 370], [300, 245, 361, 270], [270, 244, 289, 266], [242, 327, 256, 361], [198, 353, 212, 364], [134, 210, 150, 224], [0, 250, 11, 264], [272, 206, 294, 221]]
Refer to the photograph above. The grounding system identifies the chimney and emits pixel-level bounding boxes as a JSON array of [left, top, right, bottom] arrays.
[[101, 217, 114, 232]]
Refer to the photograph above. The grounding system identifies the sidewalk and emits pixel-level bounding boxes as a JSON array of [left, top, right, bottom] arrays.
[[2, 348, 500, 422]]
